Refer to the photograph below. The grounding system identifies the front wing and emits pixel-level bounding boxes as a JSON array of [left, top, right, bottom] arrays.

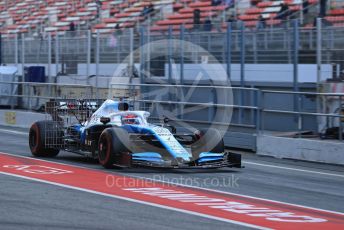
[[127, 152, 242, 169]]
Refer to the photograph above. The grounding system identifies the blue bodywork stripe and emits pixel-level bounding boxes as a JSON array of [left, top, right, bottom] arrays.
[[132, 152, 164, 162]]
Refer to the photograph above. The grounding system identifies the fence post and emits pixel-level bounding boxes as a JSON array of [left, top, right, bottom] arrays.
[[15, 33, 18, 67], [180, 24, 184, 85], [139, 27, 145, 84], [95, 30, 100, 99], [179, 25, 185, 119], [147, 25, 151, 79], [239, 21, 246, 124], [139, 26, 145, 110], [292, 20, 300, 128], [21, 34, 25, 80], [21, 33, 25, 108], [48, 33, 52, 95], [55, 33, 59, 80], [316, 18, 322, 84], [339, 96, 343, 141], [168, 25, 172, 84], [168, 26, 173, 112], [128, 28, 135, 102], [208, 88, 215, 122], [86, 30, 91, 83], [316, 18, 323, 135], [240, 21, 245, 88], [256, 89, 261, 133], [298, 94, 302, 138], [0, 33, 2, 65], [254, 31, 258, 63], [293, 19, 299, 93], [129, 28, 134, 68], [261, 91, 265, 131], [226, 22, 232, 82], [250, 86, 255, 125], [28, 85, 32, 110]]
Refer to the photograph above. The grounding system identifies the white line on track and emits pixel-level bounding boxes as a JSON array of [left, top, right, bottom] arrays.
[[1, 151, 343, 217], [243, 161, 344, 178], [122, 174, 344, 216], [1, 127, 343, 179], [0, 128, 28, 136], [0, 171, 270, 230]]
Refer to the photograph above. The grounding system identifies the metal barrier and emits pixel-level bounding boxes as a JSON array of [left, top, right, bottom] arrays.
[[108, 83, 344, 141], [1, 19, 344, 85], [109, 83, 259, 130], [0, 81, 93, 110], [260, 90, 344, 141], [0, 81, 343, 144]]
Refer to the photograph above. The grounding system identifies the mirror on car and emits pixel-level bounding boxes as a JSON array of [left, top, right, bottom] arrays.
[[100, 117, 111, 125]]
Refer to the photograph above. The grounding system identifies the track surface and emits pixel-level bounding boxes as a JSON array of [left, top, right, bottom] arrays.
[[0, 126, 343, 230]]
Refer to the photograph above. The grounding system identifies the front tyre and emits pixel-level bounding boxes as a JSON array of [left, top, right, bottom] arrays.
[[98, 128, 130, 169], [191, 128, 225, 159], [29, 121, 60, 157]]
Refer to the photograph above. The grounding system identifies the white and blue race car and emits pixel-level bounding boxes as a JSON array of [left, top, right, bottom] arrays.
[[29, 99, 242, 169]]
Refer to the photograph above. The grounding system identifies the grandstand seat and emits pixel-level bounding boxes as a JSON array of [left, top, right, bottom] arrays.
[[1, 0, 344, 36], [152, 0, 230, 32], [234, 0, 319, 29], [93, 0, 175, 33]]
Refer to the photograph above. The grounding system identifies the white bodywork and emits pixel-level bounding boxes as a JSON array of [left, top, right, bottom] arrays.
[[84, 99, 150, 127]]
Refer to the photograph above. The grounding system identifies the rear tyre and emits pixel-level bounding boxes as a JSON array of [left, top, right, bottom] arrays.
[[191, 128, 225, 159], [29, 121, 61, 157], [98, 128, 130, 169]]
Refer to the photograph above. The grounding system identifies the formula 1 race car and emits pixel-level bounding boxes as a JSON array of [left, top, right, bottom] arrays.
[[29, 99, 242, 169]]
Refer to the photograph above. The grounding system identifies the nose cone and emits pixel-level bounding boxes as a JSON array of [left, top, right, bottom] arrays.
[[171, 156, 193, 166]]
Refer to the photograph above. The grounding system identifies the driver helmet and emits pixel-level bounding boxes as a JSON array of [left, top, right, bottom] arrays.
[[122, 114, 140, 125]]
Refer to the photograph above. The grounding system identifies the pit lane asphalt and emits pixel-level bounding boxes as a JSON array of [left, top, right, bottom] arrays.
[[0, 126, 343, 230]]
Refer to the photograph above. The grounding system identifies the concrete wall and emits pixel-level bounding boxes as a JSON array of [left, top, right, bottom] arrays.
[[257, 134, 344, 165], [0, 110, 45, 129], [12, 63, 333, 83]]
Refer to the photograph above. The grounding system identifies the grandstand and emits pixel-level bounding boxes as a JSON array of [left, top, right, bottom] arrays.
[[2, 0, 344, 36], [325, 0, 344, 27]]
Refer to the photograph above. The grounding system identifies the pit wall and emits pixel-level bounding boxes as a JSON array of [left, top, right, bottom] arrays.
[[257, 134, 344, 165], [12, 63, 332, 83], [0, 110, 45, 129]]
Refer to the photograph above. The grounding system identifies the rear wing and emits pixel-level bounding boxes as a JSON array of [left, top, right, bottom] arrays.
[[45, 99, 105, 123]]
